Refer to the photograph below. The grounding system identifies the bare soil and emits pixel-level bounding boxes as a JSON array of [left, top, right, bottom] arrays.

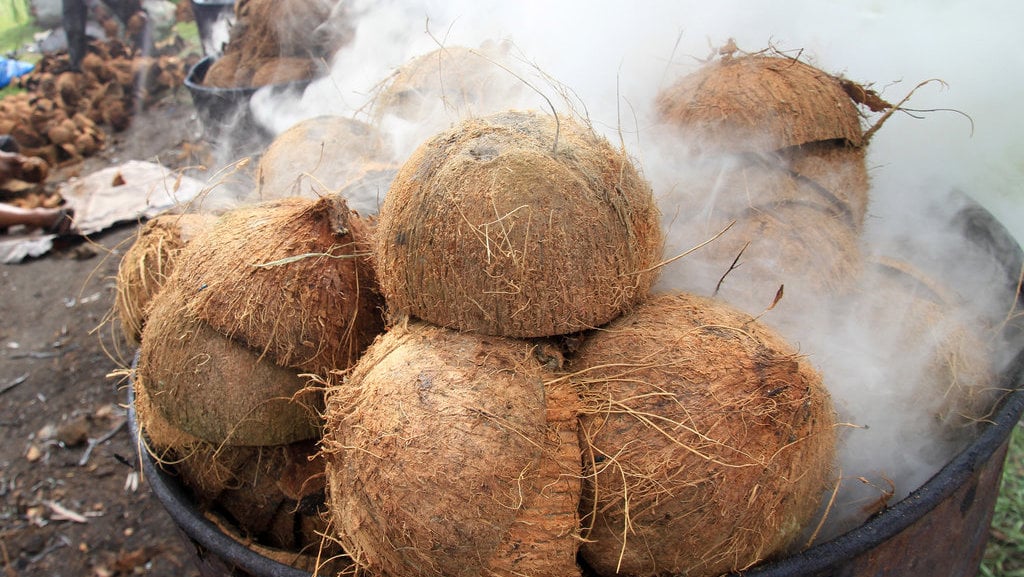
[[1, 89, 206, 577]]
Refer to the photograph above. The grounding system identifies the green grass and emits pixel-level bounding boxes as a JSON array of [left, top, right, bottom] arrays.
[[981, 422, 1024, 576]]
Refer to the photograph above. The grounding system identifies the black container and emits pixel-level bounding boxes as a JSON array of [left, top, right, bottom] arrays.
[[184, 55, 311, 158], [131, 198, 1024, 577], [190, 0, 235, 57]]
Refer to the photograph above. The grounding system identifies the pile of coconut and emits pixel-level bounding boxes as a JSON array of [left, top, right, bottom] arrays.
[[120, 48, 996, 577], [200, 0, 352, 89], [3, 38, 191, 169], [120, 195, 384, 572]]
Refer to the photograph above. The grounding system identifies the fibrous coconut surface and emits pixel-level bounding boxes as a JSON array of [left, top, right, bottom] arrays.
[[375, 110, 663, 337], [323, 321, 582, 577], [573, 292, 836, 577]]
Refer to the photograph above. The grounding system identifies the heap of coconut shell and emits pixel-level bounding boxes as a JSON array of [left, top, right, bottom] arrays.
[[653, 51, 891, 323], [201, 0, 352, 88], [2, 38, 190, 168]]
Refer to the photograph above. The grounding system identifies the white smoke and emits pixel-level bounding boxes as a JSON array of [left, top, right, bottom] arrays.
[[243, 0, 1024, 547]]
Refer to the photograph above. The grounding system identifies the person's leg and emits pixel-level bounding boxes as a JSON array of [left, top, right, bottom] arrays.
[[100, 0, 150, 55], [62, 0, 88, 72]]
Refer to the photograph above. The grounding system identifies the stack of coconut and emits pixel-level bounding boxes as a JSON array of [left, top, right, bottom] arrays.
[[122, 196, 384, 572], [201, 0, 352, 88], [653, 50, 996, 535], [122, 48, 995, 577], [1, 38, 190, 168]]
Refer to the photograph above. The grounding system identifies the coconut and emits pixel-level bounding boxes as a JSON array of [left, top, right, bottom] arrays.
[[656, 55, 863, 154], [375, 110, 663, 337], [171, 195, 385, 374], [573, 292, 837, 577], [322, 322, 583, 577], [856, 256, 996, 433], [250, 57, 320, 87], [659, 156, 864, 331], [373, 43, 528, 123], [656, 54, 871, 230], [115, 212, 218, 343], [138, 282, 321, 446], [779, 142, 871, 230], [255, 116, 392, 205]]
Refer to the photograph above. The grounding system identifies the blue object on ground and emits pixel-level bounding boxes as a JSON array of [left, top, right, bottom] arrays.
[[0, 57, 34, 89]]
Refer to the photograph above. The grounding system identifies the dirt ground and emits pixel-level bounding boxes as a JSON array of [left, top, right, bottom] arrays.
[[1, 90, 207, 577]]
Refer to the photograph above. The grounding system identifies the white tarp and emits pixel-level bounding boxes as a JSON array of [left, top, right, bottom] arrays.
[[1, 160, 207, 264]]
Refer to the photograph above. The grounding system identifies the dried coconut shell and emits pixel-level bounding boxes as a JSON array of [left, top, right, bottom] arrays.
[[255, 116, 391, 202], [170, 195, 385, 374], [373, 43, 527, 123], [656, 55, 864, 154], [375, 110, 663, 337], [574, 292, 837, 577], [115, 212, 218, 344], [250, 57, 319, 87], [665, 160, 864, 322], [139, 283, 322, 446], [322, 322, 582, 577]]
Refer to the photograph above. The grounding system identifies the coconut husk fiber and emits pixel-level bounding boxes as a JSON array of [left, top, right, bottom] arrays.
[[255, 116, 392, 204], [322, 322, 583, 577], [375, 110, 663, 337], [656, 54, 864, 155], [170, 195, 385, 375], [115, 212, 218, 344], [573, 292, 836, 577], [138, 282, 322, 447], [779, 142, 870, 230], [372, 42, 528, 123]]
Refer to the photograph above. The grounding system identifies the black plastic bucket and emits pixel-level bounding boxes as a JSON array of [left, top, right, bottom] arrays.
[[184, 55, 311, 157], [130, 197, 1024, 577], [190, 0, 235, 57]]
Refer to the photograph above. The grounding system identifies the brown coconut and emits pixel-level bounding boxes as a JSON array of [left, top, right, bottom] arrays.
[[859, 256, 996, 432], [574, 292, 837, 577], [171, 195, 385, 374], [115, 212, 218, 343], [664, 158, 864, 327], [656, 55, 864, 154], [255, 116, 391, 203], [322, 322, 582, 577], [250, 57, 320, 87], [138, 282, 321, 446], [656, 54, 871, 230], [375, 110, 663, 337], [373, 43, 527, 123], [203, 52, 244, 88]]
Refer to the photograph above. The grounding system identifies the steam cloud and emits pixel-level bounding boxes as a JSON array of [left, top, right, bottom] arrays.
[[240, 0, 1024, 545]]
